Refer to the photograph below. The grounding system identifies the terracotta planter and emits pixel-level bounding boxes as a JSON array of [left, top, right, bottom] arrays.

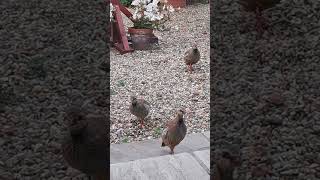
[[128, 27, 158, 50], [167, 0, 186, 8], [128, 27, 154, 36]]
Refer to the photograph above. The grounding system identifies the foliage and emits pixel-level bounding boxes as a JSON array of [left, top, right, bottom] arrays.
[[110, 0, 174, 29], [131, 0, 175, 29], [120, 0, 133, 7]]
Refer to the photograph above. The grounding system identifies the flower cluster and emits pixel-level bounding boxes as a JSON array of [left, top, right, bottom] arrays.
[[131, 0, 174, 29]]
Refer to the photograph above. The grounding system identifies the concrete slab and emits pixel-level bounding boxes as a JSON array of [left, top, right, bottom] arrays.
[[193, 149, 210, 172], [110, 139, 168, 164], [110, 153, 210, 180], [202, 131, 210, 140], [110, 132, 209, 164]]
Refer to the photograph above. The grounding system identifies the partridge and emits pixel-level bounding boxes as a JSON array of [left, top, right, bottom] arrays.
[[238, 0, 281, 36], [129, 96, 150, 128], [161, 110, 187, 154], [184, 44, 200, 73], [61, 106, 108, 180]]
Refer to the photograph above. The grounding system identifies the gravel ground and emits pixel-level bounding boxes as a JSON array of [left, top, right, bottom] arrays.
[[211, 0, 320, 179], [110, 4, 210, 144], [0, 1, 109, 179]]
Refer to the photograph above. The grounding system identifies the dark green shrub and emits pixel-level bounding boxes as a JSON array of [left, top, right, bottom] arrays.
[[120, 0, 132, 7]]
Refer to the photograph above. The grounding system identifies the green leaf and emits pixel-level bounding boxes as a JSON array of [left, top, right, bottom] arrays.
[[120, 0, 132, 7], [153, 127, 162, 136], [122, 137, 129, 143], [117, 80, 125, 87], [110, 89, 117, 95]]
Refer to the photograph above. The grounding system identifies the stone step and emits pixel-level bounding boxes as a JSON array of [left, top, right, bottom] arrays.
[[110, 131, 210, 164], [110, 152, 210, 180], [193, 149, 210, 173]]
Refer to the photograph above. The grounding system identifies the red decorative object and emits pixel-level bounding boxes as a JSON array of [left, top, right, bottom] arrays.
[[128, 28, 153, 35], [167, 0, 186, 8], [128, 27, 158, 50], [110, 0, 134, 54]]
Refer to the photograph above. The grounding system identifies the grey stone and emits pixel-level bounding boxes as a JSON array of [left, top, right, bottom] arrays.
[[193, 149, 210, 171], [110, 133, 209, 164], [202, 131, 210, 140], [110, 153, 209, 180]]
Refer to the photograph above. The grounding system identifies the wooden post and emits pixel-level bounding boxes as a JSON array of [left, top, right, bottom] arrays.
[[110, 0, 134, 54], [111, 0, 134, 20]]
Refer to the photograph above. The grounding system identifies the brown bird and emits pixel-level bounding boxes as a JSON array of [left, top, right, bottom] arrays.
[[238, 0, 281, 36], [129, 96, 150, 128], [213, 151, 241, 180], [184, 44, 200, 73], [161, 110, 187, 154], [61, 106, 108, 180]]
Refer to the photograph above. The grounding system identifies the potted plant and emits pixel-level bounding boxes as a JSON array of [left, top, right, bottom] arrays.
[[166, 0, 186, 8], [128, 0, 175, 49]]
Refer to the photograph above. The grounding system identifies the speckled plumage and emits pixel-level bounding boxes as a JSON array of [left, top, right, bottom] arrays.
[[184, 44, 200, 72], [62, 107, 107, 180], [129, 96, 150, 127], [161, 110, 187, 154]]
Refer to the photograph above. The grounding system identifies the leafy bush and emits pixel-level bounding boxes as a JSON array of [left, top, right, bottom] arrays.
[[120, 0, 132, 7]]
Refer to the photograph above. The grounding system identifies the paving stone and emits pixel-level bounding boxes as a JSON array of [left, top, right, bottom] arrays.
[[110, 153, 210, 180], [110, 133, 209, 164], [110, 139, 168, 164], [193, 149, 210, 171], [202, 131, 210, 140]]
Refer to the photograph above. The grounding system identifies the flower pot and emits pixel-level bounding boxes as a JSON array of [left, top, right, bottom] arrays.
[[128, 27, 154, 36], [128, 28, 158, 50], [167, 0, 186, 8]]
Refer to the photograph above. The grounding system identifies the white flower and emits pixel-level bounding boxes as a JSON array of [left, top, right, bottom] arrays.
[[131, 0, 140, 6], [168, 5, 175, 12], [144, 11, 153, 19], [132, 9, 143, 20], [159, 14, 164, 19], [145, 3, 154, 12], [162, 4, 166, 10], [143, 0, 149, 5], [137, 13, 142, 19], [132, 13, 137, 20], [152, 0, 159, 5], [130, 0, 174, 28]]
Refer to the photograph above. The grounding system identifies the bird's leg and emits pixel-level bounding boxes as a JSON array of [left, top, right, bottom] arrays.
[[169, 146, 174, 154], [139, 118, 144, 128], [188, 64, 193, 73]]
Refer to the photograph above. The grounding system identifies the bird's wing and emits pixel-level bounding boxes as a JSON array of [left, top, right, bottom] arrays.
[[142, 99, 150, 108], [166, 119, 177, 132], [184, 49, 191, 58]]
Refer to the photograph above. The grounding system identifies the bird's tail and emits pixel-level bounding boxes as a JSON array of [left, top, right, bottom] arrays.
[[161, 142, 165, 147]]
